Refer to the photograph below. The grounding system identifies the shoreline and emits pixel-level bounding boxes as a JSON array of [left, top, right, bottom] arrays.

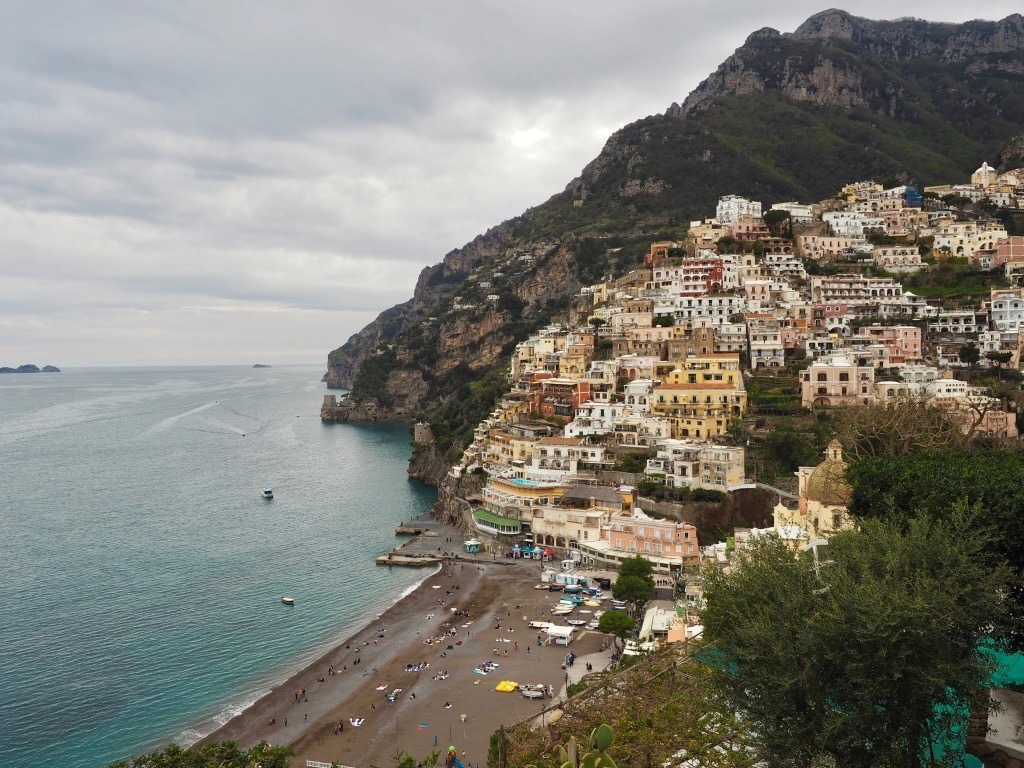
[[192, 542, 616, 767], [181, 562, 443, 748]]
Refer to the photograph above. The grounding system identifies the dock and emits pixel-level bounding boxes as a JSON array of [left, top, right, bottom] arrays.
[[377, 512, 512, 568]]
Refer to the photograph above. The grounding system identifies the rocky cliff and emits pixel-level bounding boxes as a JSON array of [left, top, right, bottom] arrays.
[[674, 10, 1024, 116], [324, 10, 1024, 478]]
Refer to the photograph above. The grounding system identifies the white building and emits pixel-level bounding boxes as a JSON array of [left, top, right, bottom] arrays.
[[716, 195, 762, 225], [768, 202, 815, 225], [747, 318, 785, 368], [990, 289, 1024, 333], [645, 440, 746, 490], [654, 294, 748, 326]]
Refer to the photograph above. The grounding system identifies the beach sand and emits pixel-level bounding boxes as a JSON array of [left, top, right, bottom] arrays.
[[200, 553, 613, 767]]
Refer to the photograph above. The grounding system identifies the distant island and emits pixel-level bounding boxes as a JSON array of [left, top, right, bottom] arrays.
[[0, 364, 60, 374], [252, 364, 271, 368]]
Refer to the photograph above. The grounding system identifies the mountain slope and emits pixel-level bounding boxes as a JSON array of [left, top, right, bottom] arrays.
[[324, 10, 1024, 460]]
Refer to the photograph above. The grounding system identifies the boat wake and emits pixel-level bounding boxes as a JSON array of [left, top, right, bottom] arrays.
[[149, 402, 219, 433]]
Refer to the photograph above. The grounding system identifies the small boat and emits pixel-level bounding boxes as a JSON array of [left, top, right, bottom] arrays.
[[281, 596, 295, 605], [262, 488, 274, 499], [566, 619, 587, 626]]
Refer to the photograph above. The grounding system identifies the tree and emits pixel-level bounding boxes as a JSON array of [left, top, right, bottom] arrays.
[[700, 515, 1009, 768], [763, 209, 792, 237], [986, 350, 1013, 377], [833, 400, 966, 462], [958, 342, 981, 368], [597, 611, 636, 644], [618, 554, 654, 582], [612, 556, 655, 611], [611, 574, 652, 606], [847, 448, 1024, 646], [107, 740, 293, 768]]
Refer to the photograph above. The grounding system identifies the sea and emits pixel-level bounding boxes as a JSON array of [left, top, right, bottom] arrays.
[[0, 365, 437, 768]]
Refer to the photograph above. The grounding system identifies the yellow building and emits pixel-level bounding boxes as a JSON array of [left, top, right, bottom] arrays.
[[774, 440, 855, 540], [651, 353, 747, 439]]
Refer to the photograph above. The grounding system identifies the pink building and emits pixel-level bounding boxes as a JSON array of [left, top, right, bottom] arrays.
[[849, 325, 922, 365], [994, 236, 1024, 268], [812, 303, 856, 330]]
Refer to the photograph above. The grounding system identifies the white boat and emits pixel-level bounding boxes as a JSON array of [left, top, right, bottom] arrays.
[[262, 488, 274, 499], [566, 619, 587, 626], [281, 596, 295, 605]]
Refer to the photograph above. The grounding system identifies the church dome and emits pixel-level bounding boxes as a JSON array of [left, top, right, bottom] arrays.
[[805, 439, 851, 506]]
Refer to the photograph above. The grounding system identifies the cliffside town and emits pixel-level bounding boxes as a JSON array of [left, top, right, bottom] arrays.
[[326, 161, 1024, 573]]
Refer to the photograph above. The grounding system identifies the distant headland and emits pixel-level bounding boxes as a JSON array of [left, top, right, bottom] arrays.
[[252, 363, 271, 368], [0, 364, 60, 374]]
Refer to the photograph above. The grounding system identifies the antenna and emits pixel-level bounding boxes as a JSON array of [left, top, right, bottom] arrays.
[[802, 538, 835, 594]]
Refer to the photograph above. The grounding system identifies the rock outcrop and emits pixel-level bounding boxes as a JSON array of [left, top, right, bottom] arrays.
[[672, 11, 1024, 117]]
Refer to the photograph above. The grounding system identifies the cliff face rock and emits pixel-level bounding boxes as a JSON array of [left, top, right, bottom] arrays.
[[1001, 133, 1024, 171], [326, 233, 588, 430], [674, 11, 1024, 117]]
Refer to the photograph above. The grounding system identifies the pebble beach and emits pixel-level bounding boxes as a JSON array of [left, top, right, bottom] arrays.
[[199, 522, 615, 767]]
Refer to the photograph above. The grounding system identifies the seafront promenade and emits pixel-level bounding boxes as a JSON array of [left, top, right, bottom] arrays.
[[201, 519, 615, 768]]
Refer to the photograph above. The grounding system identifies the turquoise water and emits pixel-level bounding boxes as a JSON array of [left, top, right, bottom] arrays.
[[0, 366, 436, 768]]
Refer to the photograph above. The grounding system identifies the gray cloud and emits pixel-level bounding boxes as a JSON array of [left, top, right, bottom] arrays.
[[0, 0, 1019, 365]]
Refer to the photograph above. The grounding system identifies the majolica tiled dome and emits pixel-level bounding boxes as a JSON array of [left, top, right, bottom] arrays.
[[805, 439, 851, 506]]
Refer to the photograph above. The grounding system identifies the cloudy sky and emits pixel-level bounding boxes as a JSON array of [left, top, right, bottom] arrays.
[[1, 2, 1020, 367]]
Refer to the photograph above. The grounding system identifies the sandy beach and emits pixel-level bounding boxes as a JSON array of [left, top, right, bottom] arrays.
[[200, 528, 614, 767]]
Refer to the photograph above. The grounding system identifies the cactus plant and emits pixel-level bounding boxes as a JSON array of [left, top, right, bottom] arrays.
[[526, 724, 617, 768]]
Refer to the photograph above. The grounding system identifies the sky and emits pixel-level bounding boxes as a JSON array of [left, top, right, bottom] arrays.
[[1, 2, 1021, 367]]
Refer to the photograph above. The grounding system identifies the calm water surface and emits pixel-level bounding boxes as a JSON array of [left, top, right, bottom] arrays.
[[0, 366, 435, 768]]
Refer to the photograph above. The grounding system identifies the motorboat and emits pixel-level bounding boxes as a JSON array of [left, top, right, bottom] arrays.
[[281, 596, 295, 605], [566, 619, 587, 626], [262, 488, 274, 499], [521, 687, 545, 699]]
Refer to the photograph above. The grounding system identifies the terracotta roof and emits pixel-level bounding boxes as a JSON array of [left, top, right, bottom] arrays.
[[655, 383, 741, 390], [561, 486, 625, 504], [537, 437, 586, 446]]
